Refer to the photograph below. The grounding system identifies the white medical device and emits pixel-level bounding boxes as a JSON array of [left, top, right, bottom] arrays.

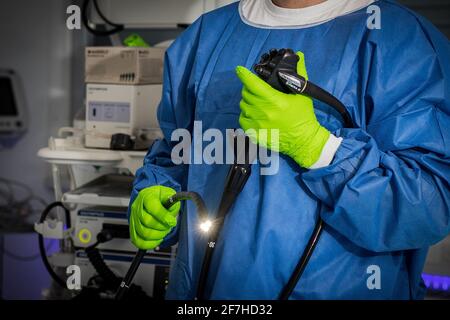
[[85, 83, 162, 149]]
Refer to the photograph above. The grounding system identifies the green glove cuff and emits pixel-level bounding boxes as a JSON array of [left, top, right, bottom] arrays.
[[290, 124, 330, 168]]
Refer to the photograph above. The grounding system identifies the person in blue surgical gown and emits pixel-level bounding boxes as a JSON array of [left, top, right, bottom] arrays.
[[129, 0, 450, 299]]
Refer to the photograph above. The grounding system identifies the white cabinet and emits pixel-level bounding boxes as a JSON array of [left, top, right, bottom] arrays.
[[91, 0, 238, 27]]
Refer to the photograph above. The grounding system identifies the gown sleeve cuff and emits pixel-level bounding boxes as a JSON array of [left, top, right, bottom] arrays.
[[309, 134, 343, 169]]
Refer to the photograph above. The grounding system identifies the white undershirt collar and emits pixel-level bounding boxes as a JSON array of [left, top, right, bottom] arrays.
[[240, 0, 376, 29]]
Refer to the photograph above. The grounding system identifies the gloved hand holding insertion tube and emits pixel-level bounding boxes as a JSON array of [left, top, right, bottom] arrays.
[[236, 52, 335, 169], [129, 185, 180, 250]]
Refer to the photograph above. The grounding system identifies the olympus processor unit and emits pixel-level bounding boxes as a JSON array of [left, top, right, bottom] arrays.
[[85, 83, 162, 149], [73, 206, 132, 251], [74, 249, 172, 298]]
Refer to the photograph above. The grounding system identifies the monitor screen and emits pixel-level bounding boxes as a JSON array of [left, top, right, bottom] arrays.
[[0, 77, 18, 116]]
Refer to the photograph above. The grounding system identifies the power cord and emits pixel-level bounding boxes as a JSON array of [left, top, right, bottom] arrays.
[[38, 202, 71, 289], [82, 0, 124, 36], [0, 177, 47, 232], [85, 230, 120, 290]]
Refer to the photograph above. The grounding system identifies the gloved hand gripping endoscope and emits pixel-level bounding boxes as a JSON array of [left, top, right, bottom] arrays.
[[115, 192, 208, 300], [254, 48, 353, 128]]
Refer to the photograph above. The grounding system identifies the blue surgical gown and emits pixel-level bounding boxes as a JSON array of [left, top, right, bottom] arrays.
[[129, 0, 450, 299]]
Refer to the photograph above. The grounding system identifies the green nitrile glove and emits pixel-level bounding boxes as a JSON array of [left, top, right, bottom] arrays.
[[129, 185, 180, 250], [235, 52, 330, 168], [123, 33, 150, 47]]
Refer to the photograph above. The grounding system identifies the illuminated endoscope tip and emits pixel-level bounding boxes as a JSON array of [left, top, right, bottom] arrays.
[[199, 220, 212, 233]]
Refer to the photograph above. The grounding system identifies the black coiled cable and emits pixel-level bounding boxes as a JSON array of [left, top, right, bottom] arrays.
[[85, 241, 120, 290], [38, 202, 147, 299], [82, 0, 124, 36], [38, 202, 71, 289]]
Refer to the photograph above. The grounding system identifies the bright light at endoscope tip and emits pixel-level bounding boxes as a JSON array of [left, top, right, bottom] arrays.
[[199, 220, 212, 233]]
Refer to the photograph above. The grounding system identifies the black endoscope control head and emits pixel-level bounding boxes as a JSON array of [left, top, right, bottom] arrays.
[[253, 48, 307, 94]]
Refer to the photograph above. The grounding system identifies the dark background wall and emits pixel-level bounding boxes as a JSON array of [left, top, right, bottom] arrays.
[[399, 0, 450, 37]]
